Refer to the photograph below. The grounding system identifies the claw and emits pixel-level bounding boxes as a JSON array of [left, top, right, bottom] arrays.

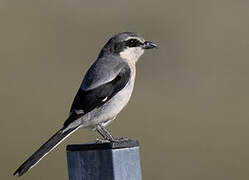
[[95, 137, 130, 144], [95, 138, 111, 144], [115, 137, 129, 141]]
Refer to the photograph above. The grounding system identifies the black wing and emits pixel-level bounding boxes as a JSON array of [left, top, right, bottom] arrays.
[[64, 64, 131, 127]]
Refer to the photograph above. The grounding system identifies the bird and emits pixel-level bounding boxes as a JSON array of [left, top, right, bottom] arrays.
[[13, 32, 157, 176]]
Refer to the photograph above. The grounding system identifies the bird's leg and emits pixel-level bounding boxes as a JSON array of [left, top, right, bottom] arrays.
[[96, 124, 115, 142]]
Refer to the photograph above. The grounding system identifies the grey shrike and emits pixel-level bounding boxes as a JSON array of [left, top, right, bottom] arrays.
[[14, 32, 157, 176]]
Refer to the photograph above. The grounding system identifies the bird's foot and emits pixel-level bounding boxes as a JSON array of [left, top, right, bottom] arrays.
[[95, 137, 129, 144], [95, 138, 111, 144], [115, 137, 129, 142]]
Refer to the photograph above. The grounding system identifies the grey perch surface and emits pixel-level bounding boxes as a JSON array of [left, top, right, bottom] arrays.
[[67, 139, 142, 180], [67, 139, 139, 151]]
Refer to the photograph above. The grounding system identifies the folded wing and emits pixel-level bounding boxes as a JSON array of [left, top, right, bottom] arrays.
[[64, 61, 131, 127]]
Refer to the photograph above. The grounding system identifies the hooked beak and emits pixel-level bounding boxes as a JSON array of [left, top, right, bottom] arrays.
[[142, 41, 158, 49]]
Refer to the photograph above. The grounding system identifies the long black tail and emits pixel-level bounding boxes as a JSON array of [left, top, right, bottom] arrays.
[[13, 126, 78, 176]]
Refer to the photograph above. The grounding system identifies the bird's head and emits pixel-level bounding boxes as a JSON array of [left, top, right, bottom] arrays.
[[99, 32, 157, 63]]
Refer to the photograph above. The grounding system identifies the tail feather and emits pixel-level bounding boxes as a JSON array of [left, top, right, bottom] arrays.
[[13, 127, 78, 176]]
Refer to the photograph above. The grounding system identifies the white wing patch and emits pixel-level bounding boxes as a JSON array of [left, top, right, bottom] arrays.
[[102, 97, 108, 102]]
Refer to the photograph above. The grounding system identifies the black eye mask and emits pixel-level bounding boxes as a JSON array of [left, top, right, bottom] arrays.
[[105, 38, 143, 55], [125, 39, 143, 48]]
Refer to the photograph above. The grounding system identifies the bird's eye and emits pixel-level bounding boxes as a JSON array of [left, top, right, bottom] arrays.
[[126, 39, 141, 47]]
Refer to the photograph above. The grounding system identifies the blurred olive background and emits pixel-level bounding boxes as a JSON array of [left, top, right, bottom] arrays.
[[1, 0, 249, 180]]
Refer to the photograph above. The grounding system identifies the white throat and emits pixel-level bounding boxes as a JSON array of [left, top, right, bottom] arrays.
[[120, 47, 144, 63]]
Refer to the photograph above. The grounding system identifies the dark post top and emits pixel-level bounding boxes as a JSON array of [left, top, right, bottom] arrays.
[[67, 139, 139, 151], [67, 139, 142, 180]]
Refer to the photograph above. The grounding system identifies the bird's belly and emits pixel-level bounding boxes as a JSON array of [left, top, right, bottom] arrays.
[[81, 80, 134, 129]]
